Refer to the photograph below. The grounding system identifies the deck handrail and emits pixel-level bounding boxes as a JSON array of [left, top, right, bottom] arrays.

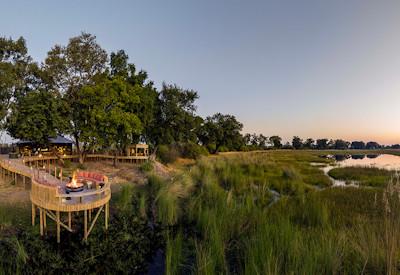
[[22, 153, 148, 163], [56, 182, 111, 198]]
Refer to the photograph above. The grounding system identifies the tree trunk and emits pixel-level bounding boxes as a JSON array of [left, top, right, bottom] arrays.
[[113, 151, 117, 168], [79, 151, 86, 164], [74, 135, 86, 165]]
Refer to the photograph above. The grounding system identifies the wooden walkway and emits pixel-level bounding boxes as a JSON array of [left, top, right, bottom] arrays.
[[22, 154, 148, 165], [0, 154, 111, 243], [0, 154, 62, 185]]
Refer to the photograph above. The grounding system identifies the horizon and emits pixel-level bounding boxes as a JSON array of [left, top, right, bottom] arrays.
[[1, 0, 400, 144]]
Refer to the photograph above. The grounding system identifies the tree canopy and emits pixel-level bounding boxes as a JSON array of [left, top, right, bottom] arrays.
[[198, 113, 243, 153], [1, 33, 392, 161]]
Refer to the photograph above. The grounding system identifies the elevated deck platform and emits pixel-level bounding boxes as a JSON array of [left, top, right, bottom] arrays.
[[0, 154, 111, 242]]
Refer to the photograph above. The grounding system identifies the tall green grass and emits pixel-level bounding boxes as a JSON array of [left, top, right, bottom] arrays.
[[154, 151, 400, 274], [328, 167, 392, 187]]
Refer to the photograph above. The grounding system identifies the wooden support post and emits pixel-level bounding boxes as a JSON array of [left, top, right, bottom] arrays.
[[68, 212, 72, 229], [89, 209, 92, 222], [54, 165, 57, 178], [105, 202, 109, 230], [56, 211, 60, 243], [43, 209, 47, 233], [32, 204, 35, 226], [84, 210, 88, 241], [39, 208, 43, 236]]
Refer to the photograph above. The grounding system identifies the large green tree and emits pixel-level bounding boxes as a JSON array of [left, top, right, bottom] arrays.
[[292, 136, 303, 150], [198, 113, 244, 152], [44, 33, 108, 163], [155, 83, 201, 145], [269, 135, 282, 149], [6, 90, 67, 146], [110, 50, 158, 145], [80, 75, 142, 156], [0, 37, 39, 127]]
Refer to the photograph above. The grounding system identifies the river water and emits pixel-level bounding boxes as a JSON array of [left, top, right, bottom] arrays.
[[316, 154, 400, 186]]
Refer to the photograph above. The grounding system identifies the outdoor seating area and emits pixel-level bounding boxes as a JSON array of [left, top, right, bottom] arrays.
[[76, 171, 105, 187], [0, 154, 111, 243]]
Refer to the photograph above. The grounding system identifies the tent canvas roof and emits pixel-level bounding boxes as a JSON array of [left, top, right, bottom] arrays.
[[17, 135, 73, 145]]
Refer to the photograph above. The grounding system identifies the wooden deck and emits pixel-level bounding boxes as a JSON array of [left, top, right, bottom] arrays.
[[0, 154, 111, 242], [22, 153, 148, 164]]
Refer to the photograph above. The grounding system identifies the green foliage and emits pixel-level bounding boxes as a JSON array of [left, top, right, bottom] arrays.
[[292, 136, 303, 149], [0, 36, 42, 130], [155, 83, 201, 145], [44, 32, 108, 161], [328, 167, 392, 187], [180, 142, 209, 159], [140, 161, 154, 173], [165, 231, 184, 275], [158, 144, 180, 164], [63, 159, 72, 168], [6, 90, 67, 145], [269, 135, 282, 149], [79, 75, 143, 153], [110, 50, 159, 145], [217, 145, 229, 153], [150, 151, 400, 273], [198, 113, 244, 153]]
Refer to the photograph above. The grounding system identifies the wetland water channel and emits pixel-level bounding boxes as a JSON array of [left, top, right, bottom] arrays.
[[316, 153, 400, 186]]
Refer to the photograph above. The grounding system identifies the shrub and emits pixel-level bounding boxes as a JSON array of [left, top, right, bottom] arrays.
[[206, 143, 217, 154], [217, 146, 229, 153], [63, 159, 72, 169], [157, 145, 180, 164], [181, 143, 209, 159], [140, 161, 154, 173]]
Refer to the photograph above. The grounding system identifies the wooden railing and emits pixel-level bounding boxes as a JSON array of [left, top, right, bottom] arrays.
[[30, 175, 111, 212], [22, 153, 148, 163]]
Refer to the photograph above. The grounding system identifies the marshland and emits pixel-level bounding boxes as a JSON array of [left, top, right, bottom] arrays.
[[2, 2, 400, 274], [2, 149, 400, 274]]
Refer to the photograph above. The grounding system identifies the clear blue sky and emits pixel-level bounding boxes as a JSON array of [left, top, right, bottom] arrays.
[[1, 0, 400, 144]]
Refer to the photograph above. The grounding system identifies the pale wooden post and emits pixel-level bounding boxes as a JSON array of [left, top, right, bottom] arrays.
[[39, 208, 43, 236], [105, 202, 109, 230], [68, 212, 72, 229], [56, 211, 60, 243], [84, 210, 88, 240], [43, 210, 47, 233], [31, 204, 35, 226]]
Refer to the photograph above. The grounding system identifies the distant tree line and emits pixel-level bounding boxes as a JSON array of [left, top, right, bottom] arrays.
[[0, 33, 398, 163], [242, 134, 394, 150]]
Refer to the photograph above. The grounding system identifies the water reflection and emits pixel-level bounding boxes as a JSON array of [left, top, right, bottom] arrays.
[[318, 154, 400, 187], [366, 154, 378, 159], [336, 154, 400, 170], [351, 154, 365, 160]]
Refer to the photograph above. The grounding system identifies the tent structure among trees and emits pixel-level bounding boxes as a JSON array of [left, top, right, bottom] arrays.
[[125, 144, 149, 157], [17, 135, 73, 156]]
